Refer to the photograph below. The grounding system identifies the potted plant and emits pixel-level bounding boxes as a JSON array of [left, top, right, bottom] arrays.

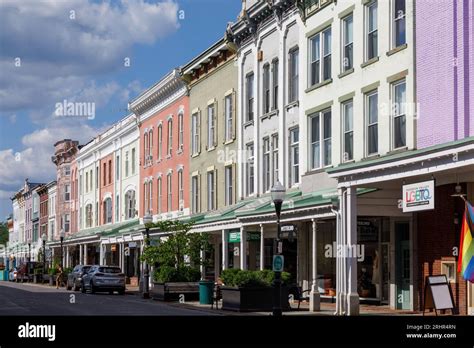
[[220, 269, 291, 312], [141, 220, 210, 301]]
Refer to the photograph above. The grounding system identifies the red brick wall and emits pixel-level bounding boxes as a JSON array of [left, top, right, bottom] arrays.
[[416, 184, 468, 314]]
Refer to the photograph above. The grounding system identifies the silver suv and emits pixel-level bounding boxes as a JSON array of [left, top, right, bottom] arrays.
[[81, 265, 126, 295]]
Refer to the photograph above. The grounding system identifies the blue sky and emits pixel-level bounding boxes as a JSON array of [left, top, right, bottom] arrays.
[[0, 0, 242, 219]]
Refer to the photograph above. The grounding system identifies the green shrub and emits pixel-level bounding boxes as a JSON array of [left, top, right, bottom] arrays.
[[153, 266, 201, 283], [48, 268, 57, 276], [220, 269, 292, 288]]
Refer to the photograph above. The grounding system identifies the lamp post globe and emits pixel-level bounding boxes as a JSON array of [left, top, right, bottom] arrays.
[[271, 180, 286, 317], [142, 212, 153, 299]]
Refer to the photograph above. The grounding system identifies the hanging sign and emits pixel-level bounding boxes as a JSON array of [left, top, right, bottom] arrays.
[[402, 180, 435, 212], [272, 255, 284, 272]]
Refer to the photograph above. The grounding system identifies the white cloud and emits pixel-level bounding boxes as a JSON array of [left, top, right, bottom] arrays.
[[0, 123, 104, 189], [0, 0, 180, 113]]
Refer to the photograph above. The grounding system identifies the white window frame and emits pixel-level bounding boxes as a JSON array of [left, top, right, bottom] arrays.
[[246, 73, 254, 122], [263, 63, 270, 114], [272, 59, 279, 110], [167, 119, 173, 156], [157, 177, 162, 214], [392, 79, 406, 149], [288, 48, 299, 103], [262, 137, 270, 193], [207, 103, 215, 149], [191, 175, 199, 213], [309, 27, 331, 87], [225, 165, 233, 206], [393, 0, 406, 48], [246, 143, 255, 196], [366, 90, 379, 156], [167, 173, 172, 212], [191, 112, 200, 155], [131, 148, 136, 175], [366, 0, 378, 61], [309, 109, 331, 170], [64, 184, 70, 202], [342, 14, 353, 72], [178, 169, 184, 211], [271, 134, 279, 186], [342, 100, 354, 162], [207, 171, 215, 211], [225, 94, 233, 142], [289, 127, 300, 186], [178, 112, 184, 151], [125, 151, 129, 177], [158, 124, 163, 160]]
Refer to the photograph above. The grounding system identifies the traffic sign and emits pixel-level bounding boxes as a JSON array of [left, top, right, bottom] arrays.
[[272, 255, 284, 272]]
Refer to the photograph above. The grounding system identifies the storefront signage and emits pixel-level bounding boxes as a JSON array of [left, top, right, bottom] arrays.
[[402, 180, 435, 212], [228, 232, 240, 243], [228, 231, 261, 243], [128, 242, 137, 248], [273, 255, 284, 272]]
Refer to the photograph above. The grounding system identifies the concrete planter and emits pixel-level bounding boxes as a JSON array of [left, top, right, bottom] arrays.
[[221, 286, 290, 312], [151, 282, 199, 301]]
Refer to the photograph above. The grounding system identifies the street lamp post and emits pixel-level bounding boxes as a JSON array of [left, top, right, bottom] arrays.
[[271, 181, 286, 317], [59, 230, 65, 269], [142, 213, 153, 299], [28, 242, 31, 262], [41, 233, 47, 275]]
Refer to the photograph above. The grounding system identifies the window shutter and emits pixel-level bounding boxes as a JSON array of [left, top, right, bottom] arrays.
[[214, 169, 218, 209], [198, 173, 201, 213], [198, 111, 202, 154], [232, 92, 237, 140], [232, 163, 237, 204], [214, 101, 218, 147]]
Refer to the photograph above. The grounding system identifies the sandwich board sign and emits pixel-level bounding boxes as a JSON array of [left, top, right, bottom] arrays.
[[423, 275, 455, 315], [273, 255, 284, 272]]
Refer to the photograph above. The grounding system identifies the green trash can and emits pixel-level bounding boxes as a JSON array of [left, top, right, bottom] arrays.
[[199, 280, 214, 305]]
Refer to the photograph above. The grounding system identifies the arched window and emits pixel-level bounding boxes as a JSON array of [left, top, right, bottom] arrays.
[[124, 190, 136, 220], [157, 177, 162, 214], [85, 204, 93, 228], [158, 124, 163, 160], [144, 132, 148, 164], [103, 198, 112, 224], [167, 119, 173, 156], [148, 130, 153, 163]]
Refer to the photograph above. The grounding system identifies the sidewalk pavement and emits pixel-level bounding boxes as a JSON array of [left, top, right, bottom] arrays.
[[4, 281, 430, 316]]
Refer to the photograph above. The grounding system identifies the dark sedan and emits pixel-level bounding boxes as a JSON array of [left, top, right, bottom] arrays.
[[67, 265, 92, 291], [81, 265, 126, 295]]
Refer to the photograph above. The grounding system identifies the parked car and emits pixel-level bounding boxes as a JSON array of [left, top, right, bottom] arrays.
[[67, 265, 92, 291], [81, 265, 126, 295]]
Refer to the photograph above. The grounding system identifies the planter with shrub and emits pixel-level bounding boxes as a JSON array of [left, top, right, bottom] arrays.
[[140, 220, 210, 302], [220, 269, 291, 312]]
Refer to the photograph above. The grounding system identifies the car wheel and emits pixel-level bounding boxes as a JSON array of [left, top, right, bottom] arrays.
[[118, 289, 125, 295], [81, 281, 86, 293], [90, 281, 95, 294], [66, 281, 72, 291], [73, 280, 79, 292], [108, 291, 114, 295]]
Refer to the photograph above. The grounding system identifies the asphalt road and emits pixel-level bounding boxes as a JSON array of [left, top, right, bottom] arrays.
[[0, 281, 217, 316]]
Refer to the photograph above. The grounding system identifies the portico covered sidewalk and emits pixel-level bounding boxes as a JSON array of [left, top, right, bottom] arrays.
[[328, 137, 474, 315]]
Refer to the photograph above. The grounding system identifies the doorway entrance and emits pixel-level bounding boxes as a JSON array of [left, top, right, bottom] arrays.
[[395, 221, 411, 310]]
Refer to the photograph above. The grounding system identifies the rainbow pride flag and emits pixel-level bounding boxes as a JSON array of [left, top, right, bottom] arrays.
[[458, 202, 474, 283]]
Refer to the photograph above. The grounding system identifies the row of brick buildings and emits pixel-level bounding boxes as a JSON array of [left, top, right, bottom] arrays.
[[5, 0, 474, 314]]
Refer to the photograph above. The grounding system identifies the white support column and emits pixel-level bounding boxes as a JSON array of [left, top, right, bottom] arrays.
[[84, 243, 88, 265], [346, 186, 360, 315], [259, 224, 264, 270], [99, 243, 104, 265], [309, 219, 320, 312], [65, 246, 69, 268], [79, 245, 83, 265], [240, 227, 247, 270], [221, 230, 228, 271]]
